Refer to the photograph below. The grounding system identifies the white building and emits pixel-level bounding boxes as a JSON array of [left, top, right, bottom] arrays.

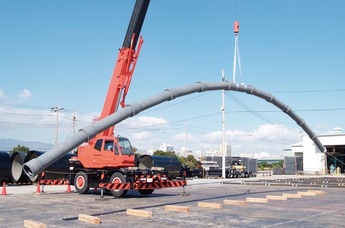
[[290, 128, 345, 175], [160, 143, 174, 152]]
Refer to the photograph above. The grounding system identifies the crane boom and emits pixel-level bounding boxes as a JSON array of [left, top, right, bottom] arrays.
[[123, 0, 150, 49], [97, 0, 150, 138]]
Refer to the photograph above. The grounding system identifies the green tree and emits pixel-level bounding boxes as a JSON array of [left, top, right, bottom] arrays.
[[153, 150, 176, 157], [152, 150, 199, 169], [9, 145, 30, 155], [258, 161, 268, 170], [178, 155, 198, 169]]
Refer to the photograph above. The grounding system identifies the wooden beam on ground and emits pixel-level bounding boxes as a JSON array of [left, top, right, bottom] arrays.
[[126, 209, 153, 218], [266, 195, 287, 201], [223, 200, 247, 206], [297, 191, 317, 196], [198, 202, 222, 209], [78, 214, 101, 225], [308, 190, 326, 195], [165, 205, 191, 213], [246, 197, 268, 203], [282, 193, 302, 198], [23, 220, 46, 228]]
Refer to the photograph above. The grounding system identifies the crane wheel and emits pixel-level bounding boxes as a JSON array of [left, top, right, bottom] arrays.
[[74, 171, 89, 194], [138, 189, 154, 195], [110, 172, 128, 197]]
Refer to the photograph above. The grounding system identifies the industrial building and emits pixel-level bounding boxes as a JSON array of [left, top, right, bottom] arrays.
[[288, 128, 345, 175]]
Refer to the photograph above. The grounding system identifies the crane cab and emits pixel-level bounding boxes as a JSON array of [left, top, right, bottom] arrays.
[[76, 136, 135, 169]]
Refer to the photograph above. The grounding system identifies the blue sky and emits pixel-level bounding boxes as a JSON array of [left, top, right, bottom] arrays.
[[1, 1, 344, 156]]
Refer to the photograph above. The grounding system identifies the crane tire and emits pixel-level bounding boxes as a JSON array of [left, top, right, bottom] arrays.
[[110, 172, 128, 198], [74, 171, 89, 194]]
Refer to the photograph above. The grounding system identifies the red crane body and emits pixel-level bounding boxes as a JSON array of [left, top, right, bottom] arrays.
[[77, 35, 143, 169], [58, 0, 187, 197], [77, 0, 148, 169]]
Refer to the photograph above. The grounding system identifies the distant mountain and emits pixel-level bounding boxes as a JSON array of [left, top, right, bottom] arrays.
[[0, 138, 54, 151]]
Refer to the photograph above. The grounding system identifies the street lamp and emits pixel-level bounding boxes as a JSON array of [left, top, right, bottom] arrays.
[[51, 103, 64, 145]]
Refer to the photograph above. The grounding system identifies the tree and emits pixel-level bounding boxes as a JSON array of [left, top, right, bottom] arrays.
[[9, 145, 30, 155], [178, 155, 198, 169], [153, 150, 176, 157], [152, 150, 198, 169]]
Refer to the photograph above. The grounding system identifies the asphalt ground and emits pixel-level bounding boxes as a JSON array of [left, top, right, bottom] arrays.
[[1, 175, 344, 228]]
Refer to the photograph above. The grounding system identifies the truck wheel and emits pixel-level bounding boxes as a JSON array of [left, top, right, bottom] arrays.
[[74, 171, 89, 194], [110, 172, 128, 197], [138, 189, 154, 195]]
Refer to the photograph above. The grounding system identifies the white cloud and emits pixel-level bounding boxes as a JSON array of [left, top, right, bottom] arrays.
[[0, 105, 304, 157], [123, 119, 302, 156], [122, 116, 168, 129], [17, 89, 32, 99]]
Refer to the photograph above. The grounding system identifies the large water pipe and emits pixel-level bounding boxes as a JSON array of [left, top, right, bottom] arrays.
[[24, 81, 326, 178], [136, 155, 182, 179], [0, 152, 11, 182], [11, 152, 31, 183], [24, 151, 75, 182]]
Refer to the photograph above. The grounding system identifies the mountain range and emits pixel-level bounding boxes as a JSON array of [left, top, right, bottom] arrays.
[[0, 138, 54, 152]]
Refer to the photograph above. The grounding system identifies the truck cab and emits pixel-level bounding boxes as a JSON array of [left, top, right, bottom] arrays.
[[77, 136, 135, 169]]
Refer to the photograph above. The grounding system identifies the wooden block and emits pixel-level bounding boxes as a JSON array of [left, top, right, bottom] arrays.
[[223, 200, 247, 206], [198, 202, 222, 209], [78, 214, 101, 225], [282, 193, 302, 198], [246, 197, 268, 203], [297, 191, 317, 196], [165, 205, 191, 213], [266, 195, 287, 200], [24, 220, 46, 228], [126, 209, 153, 217], [308, 190, 326, 195]]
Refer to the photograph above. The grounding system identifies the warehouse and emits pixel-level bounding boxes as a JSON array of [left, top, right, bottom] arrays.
[[290, 128, 345, 175]]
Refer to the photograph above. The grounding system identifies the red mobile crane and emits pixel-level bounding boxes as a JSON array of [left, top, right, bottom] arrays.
[[63, 0, 186, 197]]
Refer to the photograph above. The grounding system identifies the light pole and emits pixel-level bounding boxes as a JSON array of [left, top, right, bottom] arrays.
[[221, 70, 226, 179], [51, 103, 64, 145]]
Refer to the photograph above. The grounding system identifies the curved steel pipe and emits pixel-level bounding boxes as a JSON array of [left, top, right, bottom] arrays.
[[24, 150, 74, 181], [24, 81, 326, 177]]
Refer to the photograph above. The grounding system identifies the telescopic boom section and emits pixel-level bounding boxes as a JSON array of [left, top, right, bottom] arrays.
[[97, 0, 150, 138]]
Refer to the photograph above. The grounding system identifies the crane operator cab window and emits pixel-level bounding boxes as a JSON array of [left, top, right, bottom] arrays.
[[94, 139, 103, 152], [104, 140, 114, 152], [117, 136, 134, 155]]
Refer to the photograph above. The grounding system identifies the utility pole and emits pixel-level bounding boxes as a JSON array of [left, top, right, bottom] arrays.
[[72, 110, 76, 135], [221, 70, 226, 179], [185, 121, 188, 155], [51, 103, 64, 145]]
